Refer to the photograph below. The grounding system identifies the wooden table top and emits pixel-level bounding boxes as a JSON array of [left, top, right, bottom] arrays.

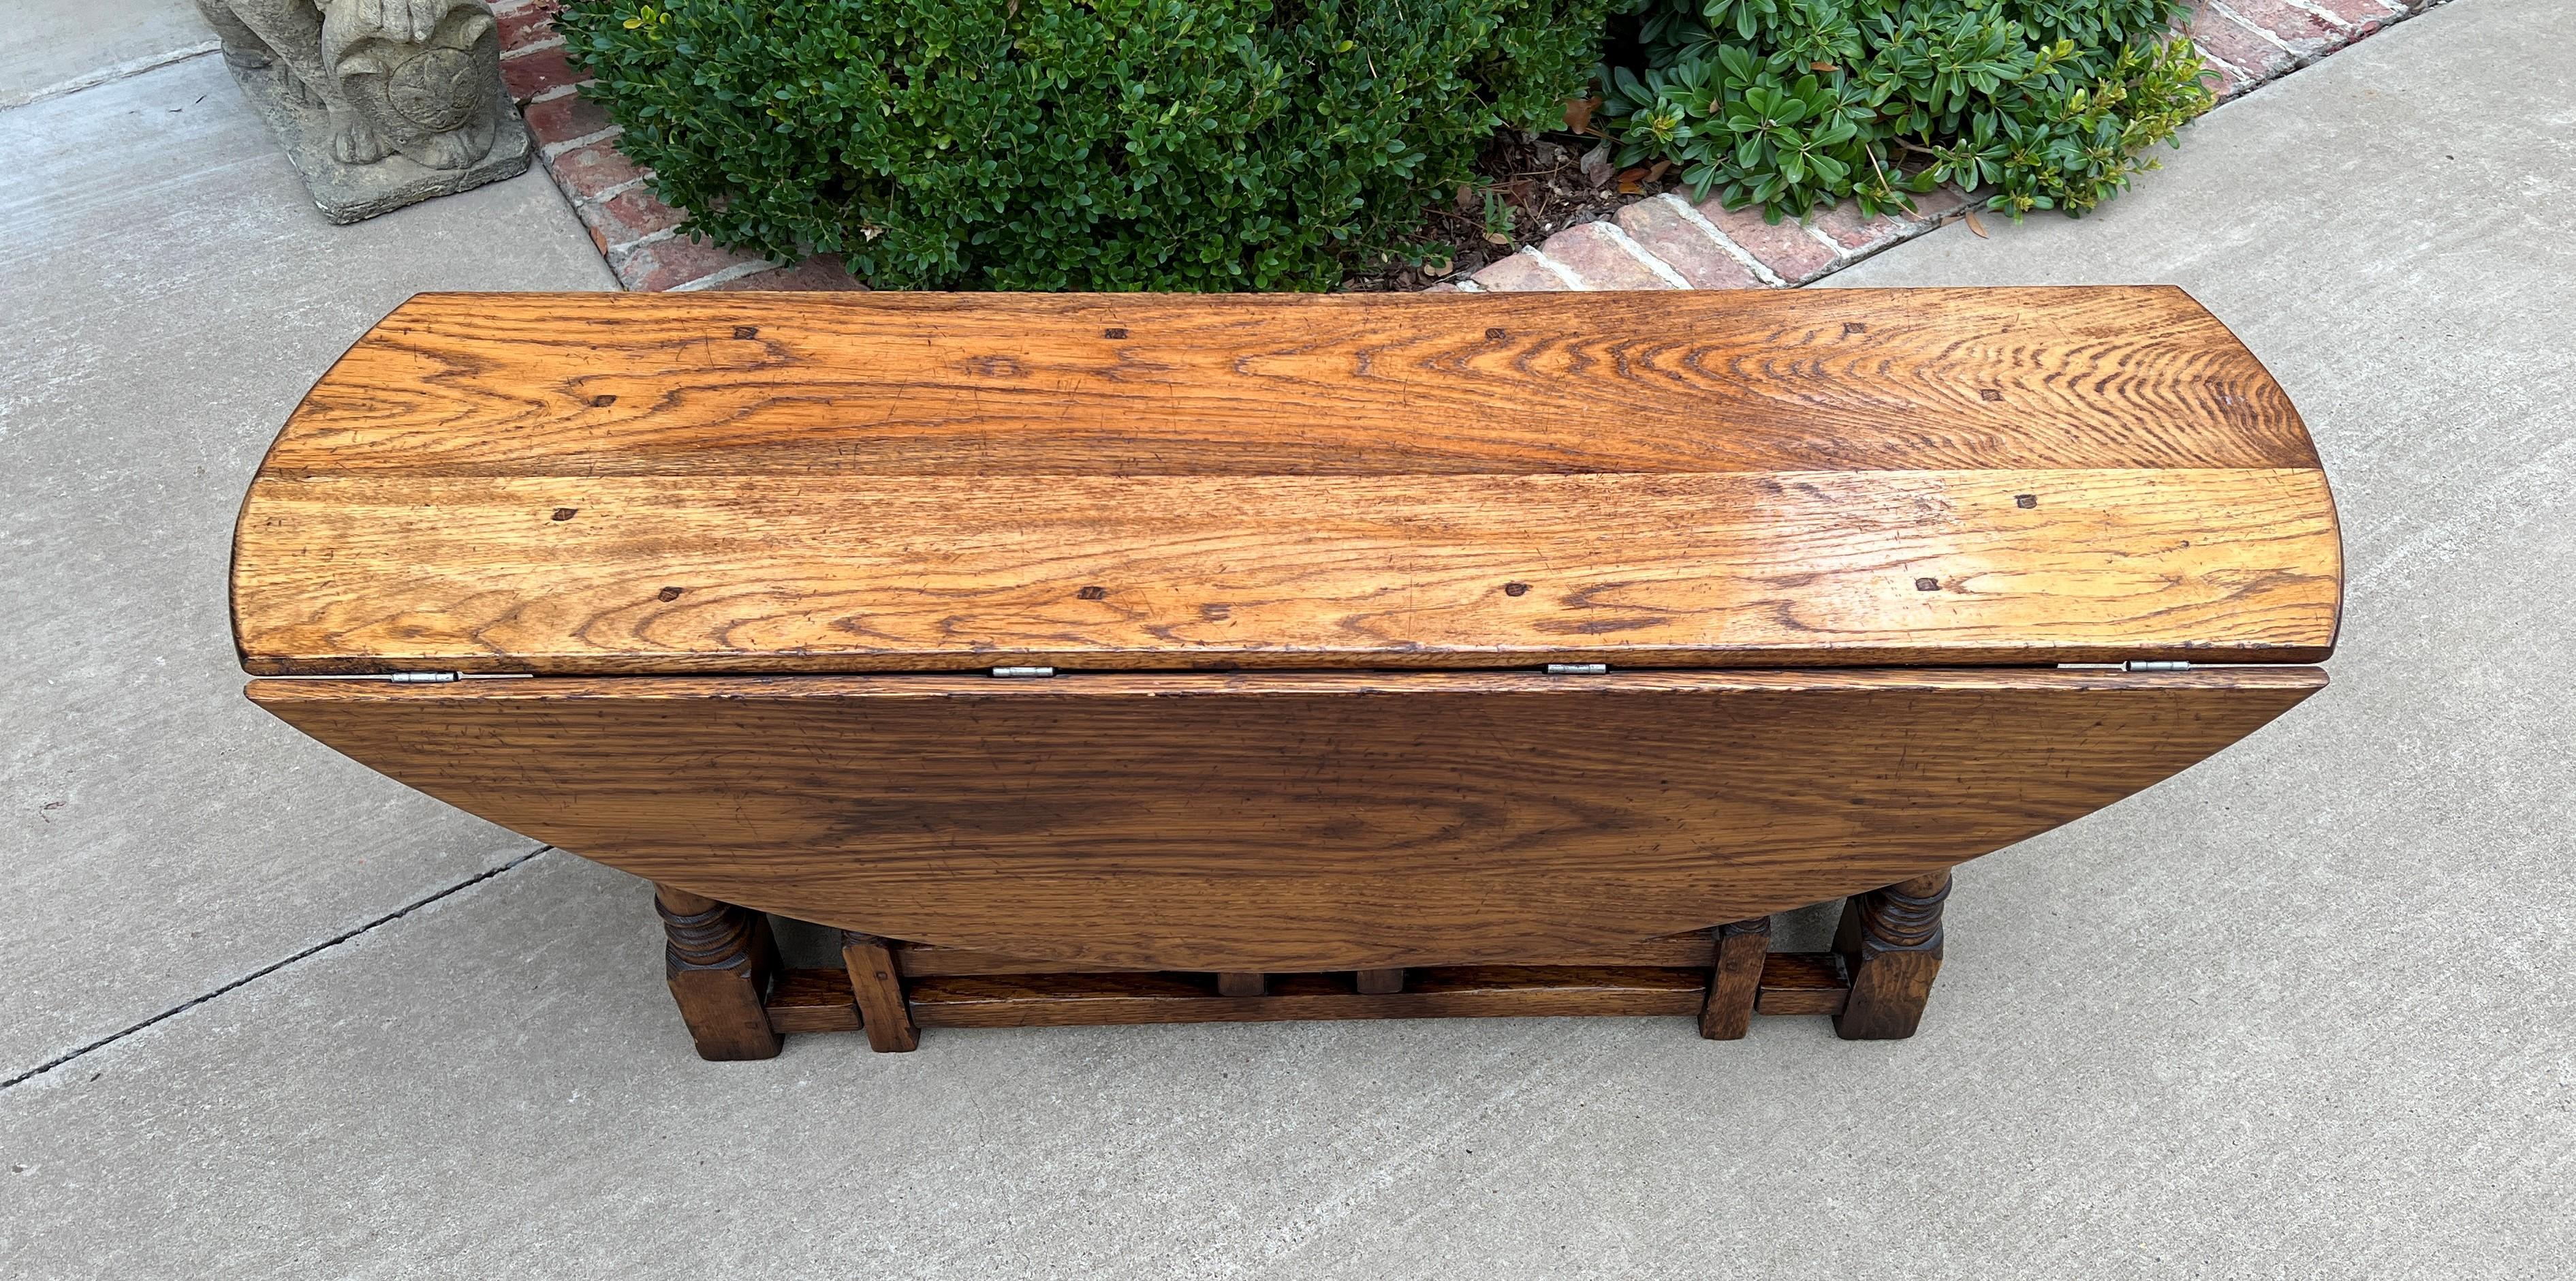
[[232, 288, 2341, 675]]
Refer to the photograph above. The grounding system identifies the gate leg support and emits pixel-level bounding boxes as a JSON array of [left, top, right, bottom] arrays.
[[656, 883, 781, 1061], [1698, 916, 1772, 1040], [1832, 870, 1952, 1040], [840, 931, 920, 1052]]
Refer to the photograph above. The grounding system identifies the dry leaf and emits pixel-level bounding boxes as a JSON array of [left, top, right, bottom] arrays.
[[1421, 257, 1454, 279], [1483, 231, 1512, 246], [1810, 62, 1838, 72], [1644, 159, 1671, 183], [1615, 166, 1647, 195], [1563, 96, 1601, 136], [1576, 142, 1614, 187], [1964, 208, 1990, 238]]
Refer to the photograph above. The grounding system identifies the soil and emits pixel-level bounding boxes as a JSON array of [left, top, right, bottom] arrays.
[[1336, 126, 1689, 292]]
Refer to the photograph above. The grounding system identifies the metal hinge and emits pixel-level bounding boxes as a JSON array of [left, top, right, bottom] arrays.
[[2122, 660, 2193, 672], [1545, 663, 1609, 675], [990, 666, 1056, 678]]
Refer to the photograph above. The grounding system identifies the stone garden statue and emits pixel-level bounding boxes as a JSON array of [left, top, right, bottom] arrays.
[[196, 0, 533, 221]]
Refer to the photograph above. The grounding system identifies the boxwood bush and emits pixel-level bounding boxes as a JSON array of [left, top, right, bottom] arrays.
[[1601, 0, 2216, 221], [558, 0, 1608, 290]]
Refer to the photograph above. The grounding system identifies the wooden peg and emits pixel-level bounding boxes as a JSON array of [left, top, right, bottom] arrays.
[[655, 883, 781, 1060], [838, 931, 920, 1053], [1832, 870, 1951, 1040], [1215, 972, 1268, 998], [1697, 916, 1772, 1040]]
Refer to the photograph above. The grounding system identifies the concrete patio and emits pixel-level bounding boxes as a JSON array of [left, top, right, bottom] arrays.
[[1, 0, 2569, 1274]]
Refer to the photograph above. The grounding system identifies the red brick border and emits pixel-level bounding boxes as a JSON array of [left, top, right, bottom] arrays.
[[1462, 0, 2451, 293], [494, 0, 861, 292], [494, 0, 2449, 294]]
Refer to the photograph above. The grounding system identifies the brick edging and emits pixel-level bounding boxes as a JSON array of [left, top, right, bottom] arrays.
[[1458, 0, 2453, 293], [493, 0, 860, 292], [491, 0, 2453, 294]]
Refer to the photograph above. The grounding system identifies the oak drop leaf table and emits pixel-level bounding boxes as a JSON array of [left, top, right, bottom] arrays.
[[230, 288, 2340, 1060]]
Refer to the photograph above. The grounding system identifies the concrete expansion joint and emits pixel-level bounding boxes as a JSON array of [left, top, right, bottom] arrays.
[[1, 42, 220, 112], [0, 846, 552, 1094]]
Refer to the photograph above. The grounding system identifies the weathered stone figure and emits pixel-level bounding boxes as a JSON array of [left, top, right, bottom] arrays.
[[197, 0, 532, 220]]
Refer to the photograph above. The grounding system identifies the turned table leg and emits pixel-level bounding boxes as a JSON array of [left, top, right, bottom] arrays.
[[656, 883, 781, 1060], [839, 931, 920, 1053], [1832, 869, 1952, 1040], [1698, 916, 1772, 1040]]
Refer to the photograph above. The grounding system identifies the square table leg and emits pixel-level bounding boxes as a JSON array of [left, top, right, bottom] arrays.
[[655, 884, 782, 1060], [1832, 870, 1953, 1040]]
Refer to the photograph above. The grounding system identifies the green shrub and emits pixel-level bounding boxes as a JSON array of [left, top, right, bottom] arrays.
[[558, 0, 1608, 290], [1601, 0, 2216, 221]]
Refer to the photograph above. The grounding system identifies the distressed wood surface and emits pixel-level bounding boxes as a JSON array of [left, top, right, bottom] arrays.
[[891, 933, 1721, 976], [248, 666, 2324, 971], [234, 289, 2340, 675]]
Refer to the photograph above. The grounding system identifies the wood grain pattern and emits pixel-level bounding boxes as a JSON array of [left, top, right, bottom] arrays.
[[1699, 919, 1771, 1040], [233, 289, 2340, 675], [257, 290, 2314, 476], [1755, 953, 1851, 1017], [1832, 871, 1949, 1040], [655, 883, 781, 1060], [838, 931, 918, 1053], [893, 936, 1717, 975], [766, 968, 860, 1034], [893, 943, 1132, 977], [234, 466, 2338, 675], [249, 666, 2324, 971]]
